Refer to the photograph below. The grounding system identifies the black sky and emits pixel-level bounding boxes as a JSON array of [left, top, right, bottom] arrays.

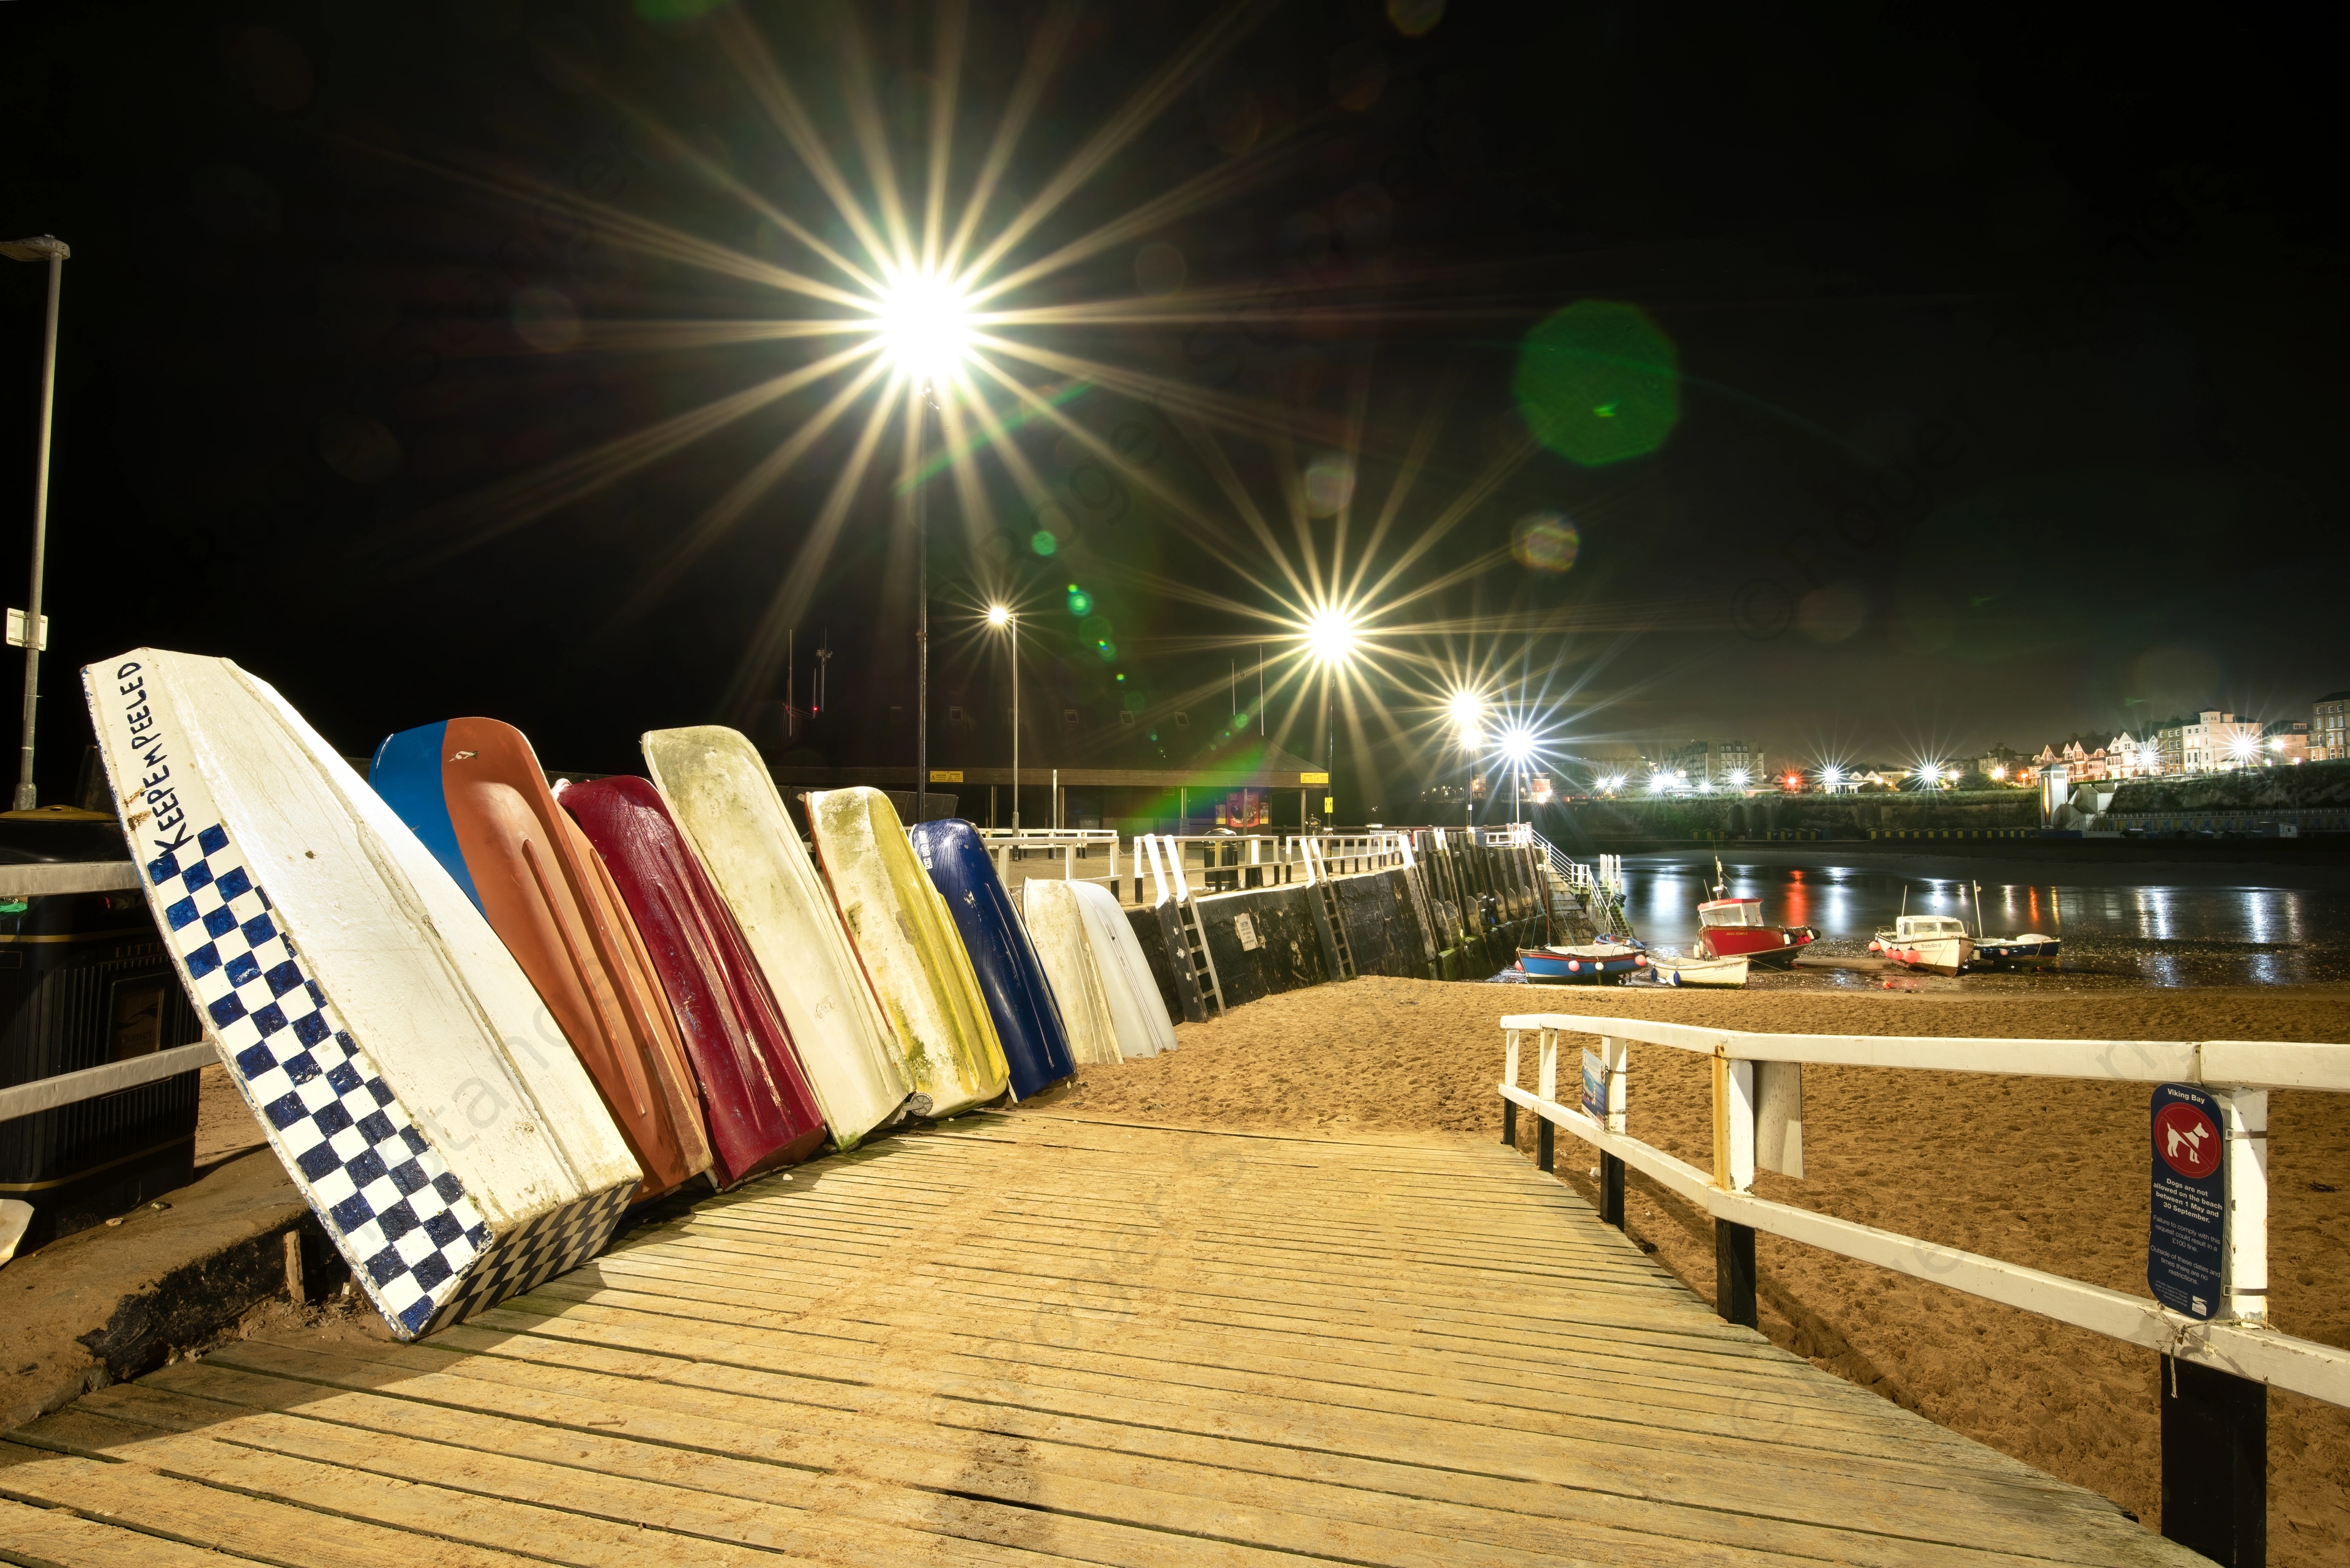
[[2, 0, 2343, 816]]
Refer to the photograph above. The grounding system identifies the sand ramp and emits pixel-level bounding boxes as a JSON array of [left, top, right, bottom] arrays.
[[0, 1114, 2202, 1566]]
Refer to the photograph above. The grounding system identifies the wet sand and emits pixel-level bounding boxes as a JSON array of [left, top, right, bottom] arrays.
[[1017, 977, 2350, 1562]]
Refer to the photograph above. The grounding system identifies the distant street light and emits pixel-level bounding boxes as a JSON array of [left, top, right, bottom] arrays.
[[2, 234, 68, 812], [1727, 767, 1748, 790], [1821, 764, 1843, 792], [986, 605, 1020, 829]]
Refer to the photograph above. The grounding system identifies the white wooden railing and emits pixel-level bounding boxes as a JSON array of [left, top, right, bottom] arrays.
[[1498, 1012, 2350, 1411]]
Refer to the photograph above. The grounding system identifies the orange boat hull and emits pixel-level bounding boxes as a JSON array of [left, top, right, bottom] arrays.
[[436, 719, 712, 1202]]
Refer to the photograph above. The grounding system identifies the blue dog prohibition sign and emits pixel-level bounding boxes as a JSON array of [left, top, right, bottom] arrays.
[[2148, 1083, 2226, 1319]]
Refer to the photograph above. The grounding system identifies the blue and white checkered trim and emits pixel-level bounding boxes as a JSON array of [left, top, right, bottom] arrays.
[[150, 822, 491, 1337]]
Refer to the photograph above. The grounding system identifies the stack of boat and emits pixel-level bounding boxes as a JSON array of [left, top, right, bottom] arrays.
[[82, 651, 1171, 1341]]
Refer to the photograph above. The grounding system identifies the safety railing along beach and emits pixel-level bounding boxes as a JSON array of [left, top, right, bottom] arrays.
[[1497, 1012, 2349, 1564]]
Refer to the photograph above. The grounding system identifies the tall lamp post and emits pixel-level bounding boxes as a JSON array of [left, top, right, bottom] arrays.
[[3, 234, 69, 812], [873, 266, 972, 831], [987, 604, 1019, 829]]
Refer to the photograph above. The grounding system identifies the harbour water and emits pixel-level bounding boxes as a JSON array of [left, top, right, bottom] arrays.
[[1619, 849, 2350, 987]]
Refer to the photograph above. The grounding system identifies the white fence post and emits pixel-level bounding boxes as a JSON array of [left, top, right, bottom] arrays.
[[2214, 1086, 2269, 1325], [1537, 1029, 1559, 1173]]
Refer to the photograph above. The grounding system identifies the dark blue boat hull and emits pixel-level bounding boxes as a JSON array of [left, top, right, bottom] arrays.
[[908, 821, 1076, 1099]]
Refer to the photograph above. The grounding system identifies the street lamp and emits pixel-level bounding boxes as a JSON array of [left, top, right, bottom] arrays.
[[869, 266, 973, 828], [1302, 603, 1359, 829], [987, 604, 1019, 829], [1500, 726, 1535, 823], [2, 234, 69, 812]]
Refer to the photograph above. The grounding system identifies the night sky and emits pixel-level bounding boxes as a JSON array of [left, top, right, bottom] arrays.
[[2, 1, 2342, 816]]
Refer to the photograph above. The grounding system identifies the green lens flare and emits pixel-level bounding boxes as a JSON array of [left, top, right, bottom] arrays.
[[1512, 300, 1680, 466], [1065, 589, 1093, 616], [1029, 529, 1058, 556]]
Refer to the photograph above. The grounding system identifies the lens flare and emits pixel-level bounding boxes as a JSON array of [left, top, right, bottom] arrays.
[[1510, 511, 1581, 573], [1512, 299, 1681, 467], [1304, 454, 1356, 517]]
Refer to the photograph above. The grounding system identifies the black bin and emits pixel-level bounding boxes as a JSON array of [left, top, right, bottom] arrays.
[[1, 806, 204, 1249]]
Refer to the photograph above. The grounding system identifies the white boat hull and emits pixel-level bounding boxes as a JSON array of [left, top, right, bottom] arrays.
[[1072, 883, 1176, 1059], [1651, 952, 1749, 987], [1881, 935, 1975, 976], [1020, 881, 1125, 1067], [642, 728, 911, 1147], [86, 651, 639, 1340]]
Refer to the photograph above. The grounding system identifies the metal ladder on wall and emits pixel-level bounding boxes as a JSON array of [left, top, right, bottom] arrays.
[[1140, 835, 1225, 1018], [1174, 893, 1226, 1013], [1304, 840, 1358, 980]]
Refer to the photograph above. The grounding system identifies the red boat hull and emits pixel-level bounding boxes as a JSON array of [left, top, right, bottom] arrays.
[[561, 777, 828, 1188], [1696, 925, 1816, 969]]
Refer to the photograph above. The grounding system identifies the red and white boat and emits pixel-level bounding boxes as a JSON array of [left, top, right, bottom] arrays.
[[1695, 897, 1817, 968]]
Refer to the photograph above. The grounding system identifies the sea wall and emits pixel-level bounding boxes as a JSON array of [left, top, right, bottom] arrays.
[[2107, 759, 2350, 813], [1122, 839, 1553, 1021], [1543, 790, 2040, 844]]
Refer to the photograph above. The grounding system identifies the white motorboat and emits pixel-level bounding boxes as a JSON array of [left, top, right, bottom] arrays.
[[1871, 914, 1975, 976], [1649, 951, 1750, 987]]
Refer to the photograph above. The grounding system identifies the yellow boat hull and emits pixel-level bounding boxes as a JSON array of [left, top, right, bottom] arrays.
[[808, 788, 1009, 1116]]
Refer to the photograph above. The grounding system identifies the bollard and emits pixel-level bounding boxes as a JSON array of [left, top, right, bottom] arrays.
[[2162, 1356, 2265, 1566], [1715, 1219, 1756, 1327], [1600, 1152, 1625, 1228]]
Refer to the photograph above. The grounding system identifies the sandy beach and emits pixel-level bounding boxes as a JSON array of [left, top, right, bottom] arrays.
[[1016, 977, 2350, 1563]]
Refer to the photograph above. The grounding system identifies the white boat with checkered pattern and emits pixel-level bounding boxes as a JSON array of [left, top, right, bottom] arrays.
[[81, 650, 640, 1340]]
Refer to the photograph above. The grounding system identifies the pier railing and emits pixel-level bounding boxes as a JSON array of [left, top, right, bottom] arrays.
[[1498, 1012, 2350, 1562]]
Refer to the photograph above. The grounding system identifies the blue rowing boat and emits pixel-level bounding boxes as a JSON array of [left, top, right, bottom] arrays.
[[907, 821, 1076, 1100], [1514, 943, 1648, 985]]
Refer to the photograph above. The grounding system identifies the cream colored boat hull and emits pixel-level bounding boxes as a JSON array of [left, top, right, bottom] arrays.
[[1072, 882, 1177, 1059], [808, 788, 1009, 1116], [1020, 881, 1123, 1067], [641, 728, 909, 1148]]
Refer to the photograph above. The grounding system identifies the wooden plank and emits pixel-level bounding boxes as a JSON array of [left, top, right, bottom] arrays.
[[444, 1297, 2179, 1560], [17, 1401, 1055, 1568], [208, 1335, 2107, 1568], [0, 1442, 536, 1568], [28, 1112, 2208, 1568], [113, 1356, 1832, 1568], [0, 1493, 263, 1567]]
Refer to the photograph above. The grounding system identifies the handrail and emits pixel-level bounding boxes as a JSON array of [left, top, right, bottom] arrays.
[[1496, 1014, 2350, 1411], [0, 1042, 214, 1124]]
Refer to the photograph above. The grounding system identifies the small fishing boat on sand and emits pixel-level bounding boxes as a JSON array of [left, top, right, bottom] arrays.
[[1649, 951, 1750, 987], [909, 819, 1076, 1100], [1974, 933, 2062, 966], [1693, 857, 1816, 969], [1515, 944, 1648, 985], [1963, 880, 2061, 968], [1871, 914, 1976, 976]]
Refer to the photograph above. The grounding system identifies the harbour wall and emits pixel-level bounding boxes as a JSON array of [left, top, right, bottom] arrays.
[[1122, 835, 1557, 1021], [1543, 790, 2040, 845]]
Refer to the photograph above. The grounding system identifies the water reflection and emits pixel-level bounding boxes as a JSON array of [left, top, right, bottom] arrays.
[[1623, 853, 2350, 987]]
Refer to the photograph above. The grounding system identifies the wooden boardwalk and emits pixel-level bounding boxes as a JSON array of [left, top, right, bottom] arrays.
[[1, 1114, 2202, 1567]]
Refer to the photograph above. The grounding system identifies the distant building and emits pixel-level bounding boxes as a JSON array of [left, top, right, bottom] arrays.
[[1661, 739, 1766, 790], [2314, 692, 2350, 762], [2106, 731, 2154, 778], [2182, 709, 2264, 773], [2152, 720, 2187, 775], [1976, 744, 2023, 782], [2262, 720, 2309, 766]]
